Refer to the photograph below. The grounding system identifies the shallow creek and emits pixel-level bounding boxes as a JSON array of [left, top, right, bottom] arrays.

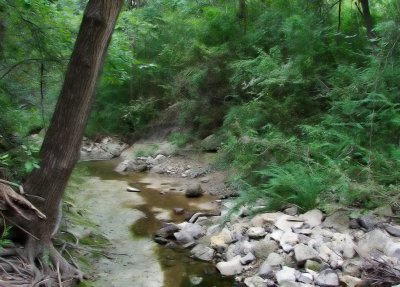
[[75, 160, 235, 287]]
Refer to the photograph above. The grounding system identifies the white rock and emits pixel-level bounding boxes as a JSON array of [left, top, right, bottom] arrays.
[[270, 229, 284, 241], [294, 244, 319, 263], [276, 266, 296, 284], [248, 227, 266, 239], [339, 275, 364, 287], [300, 209, 323, 228], [265, 252, 284, 266], [280, 231, 299, 252], [251, 212, 283, 227], [315, 269, 339, 287], [244, 276, 267, 287], [191, 244, 214, 261], [241, 252, 256, 265], [216, 255, 244, 276], [275, 215, 304, 232], [296, 271, 314, 284]]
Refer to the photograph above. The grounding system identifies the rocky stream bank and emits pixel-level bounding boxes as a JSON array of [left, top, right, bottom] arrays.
[[80, 137, 400, 287]]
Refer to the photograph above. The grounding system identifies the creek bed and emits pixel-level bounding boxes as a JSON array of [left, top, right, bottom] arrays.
[[75, 160, 235, 287]]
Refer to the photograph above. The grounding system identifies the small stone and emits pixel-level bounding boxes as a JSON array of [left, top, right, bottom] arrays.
[[270, 229, 284, 241], [284, 206, 299, 216], [300, 209, 323, 228], [315, 269, 339, 287], [357, 215, 380, 231], [296, 271, 313, 284], [323, 211, 350, 232], [339, 275, 364, 287], [252, 238, 279, 259], [294, 244, 319, 263], [280, 231, 299, 252], [156, 224, 179, 238], [258, 262, 274, 278], [244, 276, 266, 287], [126, 186, 140, 192], [173, 207, 184, 215], [189, 275, 203, 285], [265, 252, 284, 266], [248, 227, 266, 239], [383, 223, 400, 237], [305, 260, 323, 272], [154, 236, 169, 245], [185, 183, 204, 198], [275, 215, 304, 232], [191, 244, 215, 261], [240, 252, 256, 265], [216, 255, 244, 276], [276, 266, 296, 284]]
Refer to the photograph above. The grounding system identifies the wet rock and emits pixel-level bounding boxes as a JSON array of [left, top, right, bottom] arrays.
[[185, 183, 204, 198], [174, 223, 205, 243], [156, 224, 180, 238], [126, 186, 140, 192], [300, 209, 324, 228], [323, 211, 350, 232], [241, 252, 256, 265], [276, 266, 296, 284], [294, 244, 319, 263], [191, 244, 215, 261], [173, 207, 184, 215], [216, 255, 244, 276], [244, 276, 267, 287], [154, 236, 169, 245], [383, 223, 400, 237], [248, 227, 266, 239], [315, 269, 339, 287]]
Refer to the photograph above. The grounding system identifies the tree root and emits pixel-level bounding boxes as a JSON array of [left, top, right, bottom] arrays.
[[0, 243, 83, 287]]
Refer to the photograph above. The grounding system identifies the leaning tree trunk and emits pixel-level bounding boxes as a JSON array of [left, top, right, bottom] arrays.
[[358, 0, 375, 38], [20, 0, 123, 282]]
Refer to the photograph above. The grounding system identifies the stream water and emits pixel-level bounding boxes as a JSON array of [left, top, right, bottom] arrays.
[[75, 160, 235, 287]]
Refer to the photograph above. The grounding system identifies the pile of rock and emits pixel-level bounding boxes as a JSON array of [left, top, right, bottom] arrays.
[[155, 203, 400, 286], [80, 137, 128, 161], [115, 153, 209, 179]]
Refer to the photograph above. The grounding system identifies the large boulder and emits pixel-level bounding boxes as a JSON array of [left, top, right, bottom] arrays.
[[80, 137, 127, 161]]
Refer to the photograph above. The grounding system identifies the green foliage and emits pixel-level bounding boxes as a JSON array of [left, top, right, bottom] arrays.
[[0, 225, 12, 251]]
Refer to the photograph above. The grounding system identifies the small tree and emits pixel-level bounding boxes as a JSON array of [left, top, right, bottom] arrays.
[[16, 0, 123, 284]]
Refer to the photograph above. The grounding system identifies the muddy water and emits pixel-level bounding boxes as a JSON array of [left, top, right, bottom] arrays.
[[76, 160, 234, 287]]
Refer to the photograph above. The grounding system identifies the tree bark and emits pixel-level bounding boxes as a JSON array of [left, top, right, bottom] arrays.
[[20, 0, 123, 277], [358, 0, 375, 38]]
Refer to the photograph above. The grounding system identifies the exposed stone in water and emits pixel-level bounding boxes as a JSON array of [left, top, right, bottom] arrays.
[[216, 255, 244, 276], [191, 244, 215, 261], [185, 183, 204, 198], [173, 207, 184, 215], [243, 276, 267, 287]]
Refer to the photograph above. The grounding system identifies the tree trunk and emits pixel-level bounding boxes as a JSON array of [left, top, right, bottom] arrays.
[[358, 0, 375, 38], [20, 0, 123, 280]]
